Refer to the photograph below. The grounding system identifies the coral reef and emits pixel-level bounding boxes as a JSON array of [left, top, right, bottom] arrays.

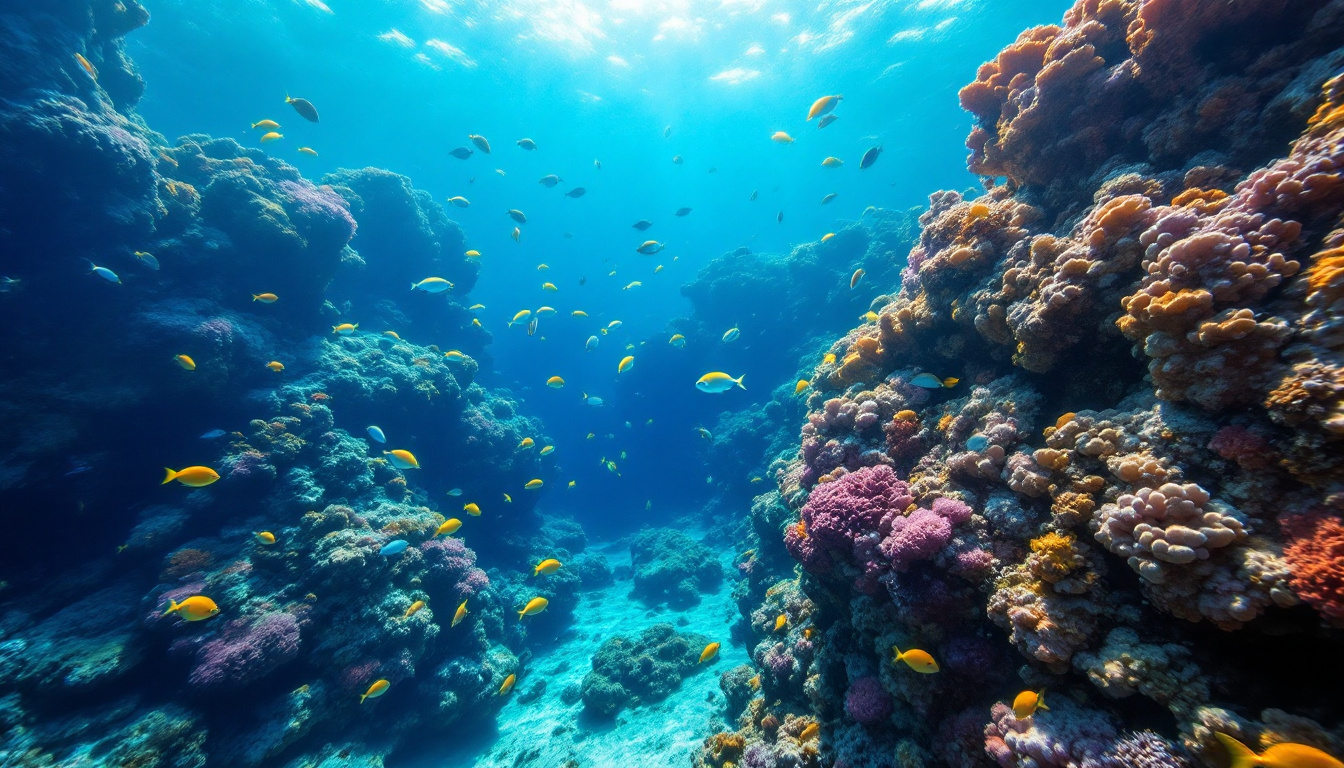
[[580, 623, 712, 716], [629, 528, 724, 607]]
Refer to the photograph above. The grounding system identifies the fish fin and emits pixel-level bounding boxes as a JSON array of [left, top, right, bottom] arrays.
[[736, 375, 746, 390], [892, 645, 903, 662], [360, 694, 367, 704], [161, 468, 176, 485], [1037, 703, 1049, 711], [162, 600, 178, 616], [1215, 733, 1259, 768]]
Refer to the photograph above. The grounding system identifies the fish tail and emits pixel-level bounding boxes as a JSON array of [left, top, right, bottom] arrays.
[[162, 467, 176, 485], [736, 375, 746, 390], [1215, 734, 1260, 768], [162, 599, 178, 616], [1037, 703, 1049, 711], [892, 645, 903, 663], [360, 693, 367, 704], [1037, 690, 1047, 710], [517, 609, 526, 619]]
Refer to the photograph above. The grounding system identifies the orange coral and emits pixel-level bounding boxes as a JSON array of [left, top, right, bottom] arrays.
[[1028, 531, 1084, 583]]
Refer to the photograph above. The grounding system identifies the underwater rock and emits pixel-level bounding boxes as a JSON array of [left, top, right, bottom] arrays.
[[579, 622, 711, 716], [629, 528, 723, 607]]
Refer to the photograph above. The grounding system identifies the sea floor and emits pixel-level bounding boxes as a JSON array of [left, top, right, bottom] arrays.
[[405, 538, 746, 768]]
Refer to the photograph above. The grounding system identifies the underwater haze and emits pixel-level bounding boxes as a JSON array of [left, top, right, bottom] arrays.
[[2, 1, 1344, 768]]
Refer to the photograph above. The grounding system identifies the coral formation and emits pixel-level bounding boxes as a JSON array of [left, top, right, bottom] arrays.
[[580, 623, 712, 716]]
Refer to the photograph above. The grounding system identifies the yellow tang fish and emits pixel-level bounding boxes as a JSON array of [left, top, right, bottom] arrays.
[[361, 679, 390, 704], [452, 600, 469, 627], [463, 503, 481, 516], [807, 94, 842, 120], [402, 600, 425, 619], [266, 361, 284, 372], [519, 437, 535, 449], [332, 323, 358, 335], [517, 597, 548, 618], [618, 355, 634, 374], [771, 131, 794, 144], [465, 249, 481, 258], [260, 131, 283, 143], [533, 558, 562, 576], [162, 466, 220, 487], [74, 52, 98, 80], [892, 645, 939, 674], [542, 282, 558, 292], [472, 318, 482, 327], [435, 518, 462, 537], [568, 479, 576, 487], [540, 445, 555, 456], [774, 614, 787, 632], [698, 642, 720, 664], [163, 595, 220, 621], [821, 232, 836, 242], [822, 156, 843, 168], [499, 673, 516, 695], [524, 479, 543, 490], [823, 353, 836, 365], [794, 379, 809, 395], [547, 375, 565, 389], [255, 531, 276, 545], [175, 355, 197, 371], [383, 449, 420, 469], [252, 119, 280, 130], [1012, 689, 1048, 719], [253, 293, 278, 303], [1216, 733, 1343, 768], [297, 147, 318, 157]]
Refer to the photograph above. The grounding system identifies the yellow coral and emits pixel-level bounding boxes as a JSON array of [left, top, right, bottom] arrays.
[[1028, 531, 1082, 583]]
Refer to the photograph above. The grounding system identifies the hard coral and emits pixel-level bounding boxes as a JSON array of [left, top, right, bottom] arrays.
[[1280, 511, 1344, 626]]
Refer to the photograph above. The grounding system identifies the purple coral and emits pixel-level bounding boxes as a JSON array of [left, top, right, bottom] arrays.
[[420, 536, 489, 599], [880, 508, 953, 570], [187, 612, 300, 690], [984, 699, 1118, 768], [845, 676, 893, 724]]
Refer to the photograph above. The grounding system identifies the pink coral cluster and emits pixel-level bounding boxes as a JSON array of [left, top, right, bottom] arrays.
[[1092, 482, 1246, 583], [1281, 511, 1344, 626], [186, 612, 301, 690]]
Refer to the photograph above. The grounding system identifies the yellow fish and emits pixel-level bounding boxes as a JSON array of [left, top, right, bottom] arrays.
[[463, 503, 481, 516], [771, 131, 794, 144], [618, 355, 634, 374], [794, 379, 809, 395], [537, 263, 549, 271], [774, 614, 787, 632], [361, 679, 390, 704], [499, 673, 516, 695], [74, 52, 98, 80], [542, 282, 558, 292], [861, 311, 879, 322], [525, 479, 543, 490], [519, 437, 535, 449], [1216, 733, 1343, 768], [751, 476, 763, 483], [572, 310, 588, 317], [698, 642, 720, 664], [568, 479, 576, 487], [892, 645, 939, 674], [823, 353, 836, 365], [533, 558, 562, 576], [1012, 689, 1048, 719], [260, 131, 283, 143], [445, 350, 467, 362], [469, 304, 486, 311], [850, 268, 865, 290], [452, 600, 469, 627], [383, 331, 401, 339], [297, 147, 318, 157], [517, 596, 549, 618], [162, 466, 220, 487], [175, 355, 197, 371], [253, 293, 278, 303], [540, 445, 555, 456], [654, 265, 664, 273], [807, 94, 842, 120], [503, 493, 513, 502], [821, 232, 836, 242], [383, 449, 420, 469], [402, 600, 426, 619], [822, 156, 843, 168], [163, 595, 219, 621], [435, 518, 462, 537], [547, 376, 565, 388], [472, 318, 482, 327], [587, 433, 595, 440], [332, 323, 358, 335], [251, 119, 280, 130], [536, 306, 557, 315], [255, 531, 276, 545], [623, 281, 642, 290], [510, 310, 532, 326], [266, 361, 284, 372], [465, 249, 481, 258]]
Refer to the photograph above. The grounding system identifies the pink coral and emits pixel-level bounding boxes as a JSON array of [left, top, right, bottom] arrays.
[[879, 508, 952, 571], [187, 612, 300, 690], [1281, 511, 1344, 626], [844, 676, 892, 725]]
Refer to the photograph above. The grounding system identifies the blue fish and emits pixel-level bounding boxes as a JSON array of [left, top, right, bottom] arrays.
[[200, 429, 227, 439], [860, 146, 883, 170], [367, 426, 386, 444], [380, 540, 409, 557], [584, 394, 604, 407]]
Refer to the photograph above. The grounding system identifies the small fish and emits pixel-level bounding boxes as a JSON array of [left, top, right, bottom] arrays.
[[361, 679, 389, 704], [511, 227, 521, 242], [794, 379, 809, 395], [807, 94, 842, 120], [750, 190, 758, 201], [860, 146, 883, 170], [260, 131, 283, 143], [583, 393, 604, 407], [436, 518, 462, 537], [517, 138, 537, 150], [850, 268, 865, 289], [1012, 689, 1048, 719], [285, 95, 319, 123], [697, 372, 745, 393], [507, 209, 527, 224], [568, 479, 576, 487], [696, 427, 712, 440], [445, 350, 468, 362], [633, 220, 653, 231], [449, 147, 474, 160], [823, 353, 837, 365], [774, 614, 787, 632], [820, 193, 837, 205], [698, 642, 720, 664], [200, 429, 227, 439], [771, 131, 795, 144], [538, 174, 563, 189], [519, 437, 535, 449], [537, 304, 556, 314], [751, 476, 763, 483], [672, 155, 683, 165], [909, 373, 959, 389], [777, 211, 783, 223], [722, 327, 740, 343], [860, 311, 879, 322], [163, 595, 219, 621], [594, 159, 601, 169], [510, 310, 532, 326], [402, 600, 426, 619], [525, 479, 544, 489], [175, 354, 197, 371], [503, 493, 513, 502], [822, 156, 843, 168], [499, 674, 516, 695], [162, 466, 220, 487], [380, 540, 410, 557], [623, 281, 642, 290], [540, 445, 554, 456], [565, 187, 587, 198], [517, 597, 548, 618], [542, 282, 557, 292], [411, 277, 454, 293], [573, 310, 589, 317], [585, 336, 600, 352], [669, 334, 686, 348], [821, 233, 836, 242], [465, 250, 482, 259], [891, 645, 939, 674], [134, 251, 160, 270], [664, 125, 672, 138], [674, 207, 691, 217], [818, 114, 838, 129], [266, 361, 285, 372], [533, 559, 562, 576], [383, 331, 401, 340], [383, 449, 420, 469], [1215, 733, 1343, 768], [252, 119, 280, 130], [74, 52, 98, 80], [446, 196, 471, 208], [332, 323, 359, 335], [297, 147, 318, 157], [637, 240, 664, 255], [654, 265, 664, 273], [90, 264, 120, 284], [608, 320, 623, 330], [447, 488, 463, 496], [469, 304, 486, 311], [452, 600, 469, 626], [463, 502, 481, 516], [547, 376, 565, 388], [253, 293, 279, 303], [618, 355, 634, 374], [465, 134, 491, 154], [367, 426, 387, 444], [255, 531, 276, 545]]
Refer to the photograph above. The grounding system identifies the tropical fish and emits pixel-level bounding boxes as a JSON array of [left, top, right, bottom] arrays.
[[297, 147, 318, 157], [446, 196, 470, 208], [175, 354, 196, 371], [540, 445, 554, 456], [162, 466, 220, 487], [633, 220, 653, 230], [332, 323, 358, 335], [520, 437, 536, 449], [966, 434, 989, 452], [565, 187, 587, 198], [285, 95, 319, 122], [585, 335, 600, 352], [821, 193, 837, 205], [90, 264, 120, 284], [517, 138, 537, 150], [383, 331, 401, 339], [449, 147, 474, 159], [383, 450, 420, 469], [255, 531, 276, 545], [818, 114, 838, 128], [411, 277, 453, 293], [499, 674, 516, 695], [807, 94, 842, 120], [821, 233, 836, 242], [533, 559, 562, 576], [525, 479, 544, 489], [696, 427, 712, 440], [654, 265, 664, 273], [823, 353, 837, 364], [795, 379, 809, 395], [608, 320, 623, 330], [722, 327, 740, 342], [448, 488, 463, 496], [573, 310, 589, 317], [637, 240, 664, 255], [536, 305, 557, 315], [402, 600, 426, 619], [594, 159, 602, 169], [503, 493, 513, 502], [583, 393, 604, 407], [771, 131, 794, 144], [891, 645, 939, 674], [674, 207, 691, 217], [1012, 689, 1048, 719], [850, 268, 865, 289], [1215, 733, 1343, 768], [860, 146, 883, 170], [75, 52, 98, 80], [861, 311, 879, 322], [452, 600, 468, 627], [468, 134, 491, 153], [909, 373, 959, 389], [698, 642, 720, 663], [774, 614, 787, 632], [367, 426, 387, 444], [260, 131, 283, 143], [360, 679, 389, 704], [252, 119, 280, 130], [777, 211, 783, 223], [163, 595, 220, 621], [445, 350, 468, 362], [518, 597, 549, 618], [539, 174, 562, 187], [568, 479, 576, 487], [542, 282, 557, 292], [623, 281, 642, 290], [750, 190, 758, 201], [253, 292, 279, 303], [511, 227, 521, 242], [266, 361, 285, 372], [669, 334, 686, 347], [547, 376, 565, 388], [672, 155, 683, 165], [618, 355, 634, 374], [380, 540, 410, 557], [510, 309, 532, 326], [822, 157, 843, 168], [469, 303, 486, 311], [697, 372, 745, 393], [200, 429, 227, 439], [507, 209, 527, 224], [436, 518, 462, 537], [463, 503, 481, 516], [133, 251, 159, 270]]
